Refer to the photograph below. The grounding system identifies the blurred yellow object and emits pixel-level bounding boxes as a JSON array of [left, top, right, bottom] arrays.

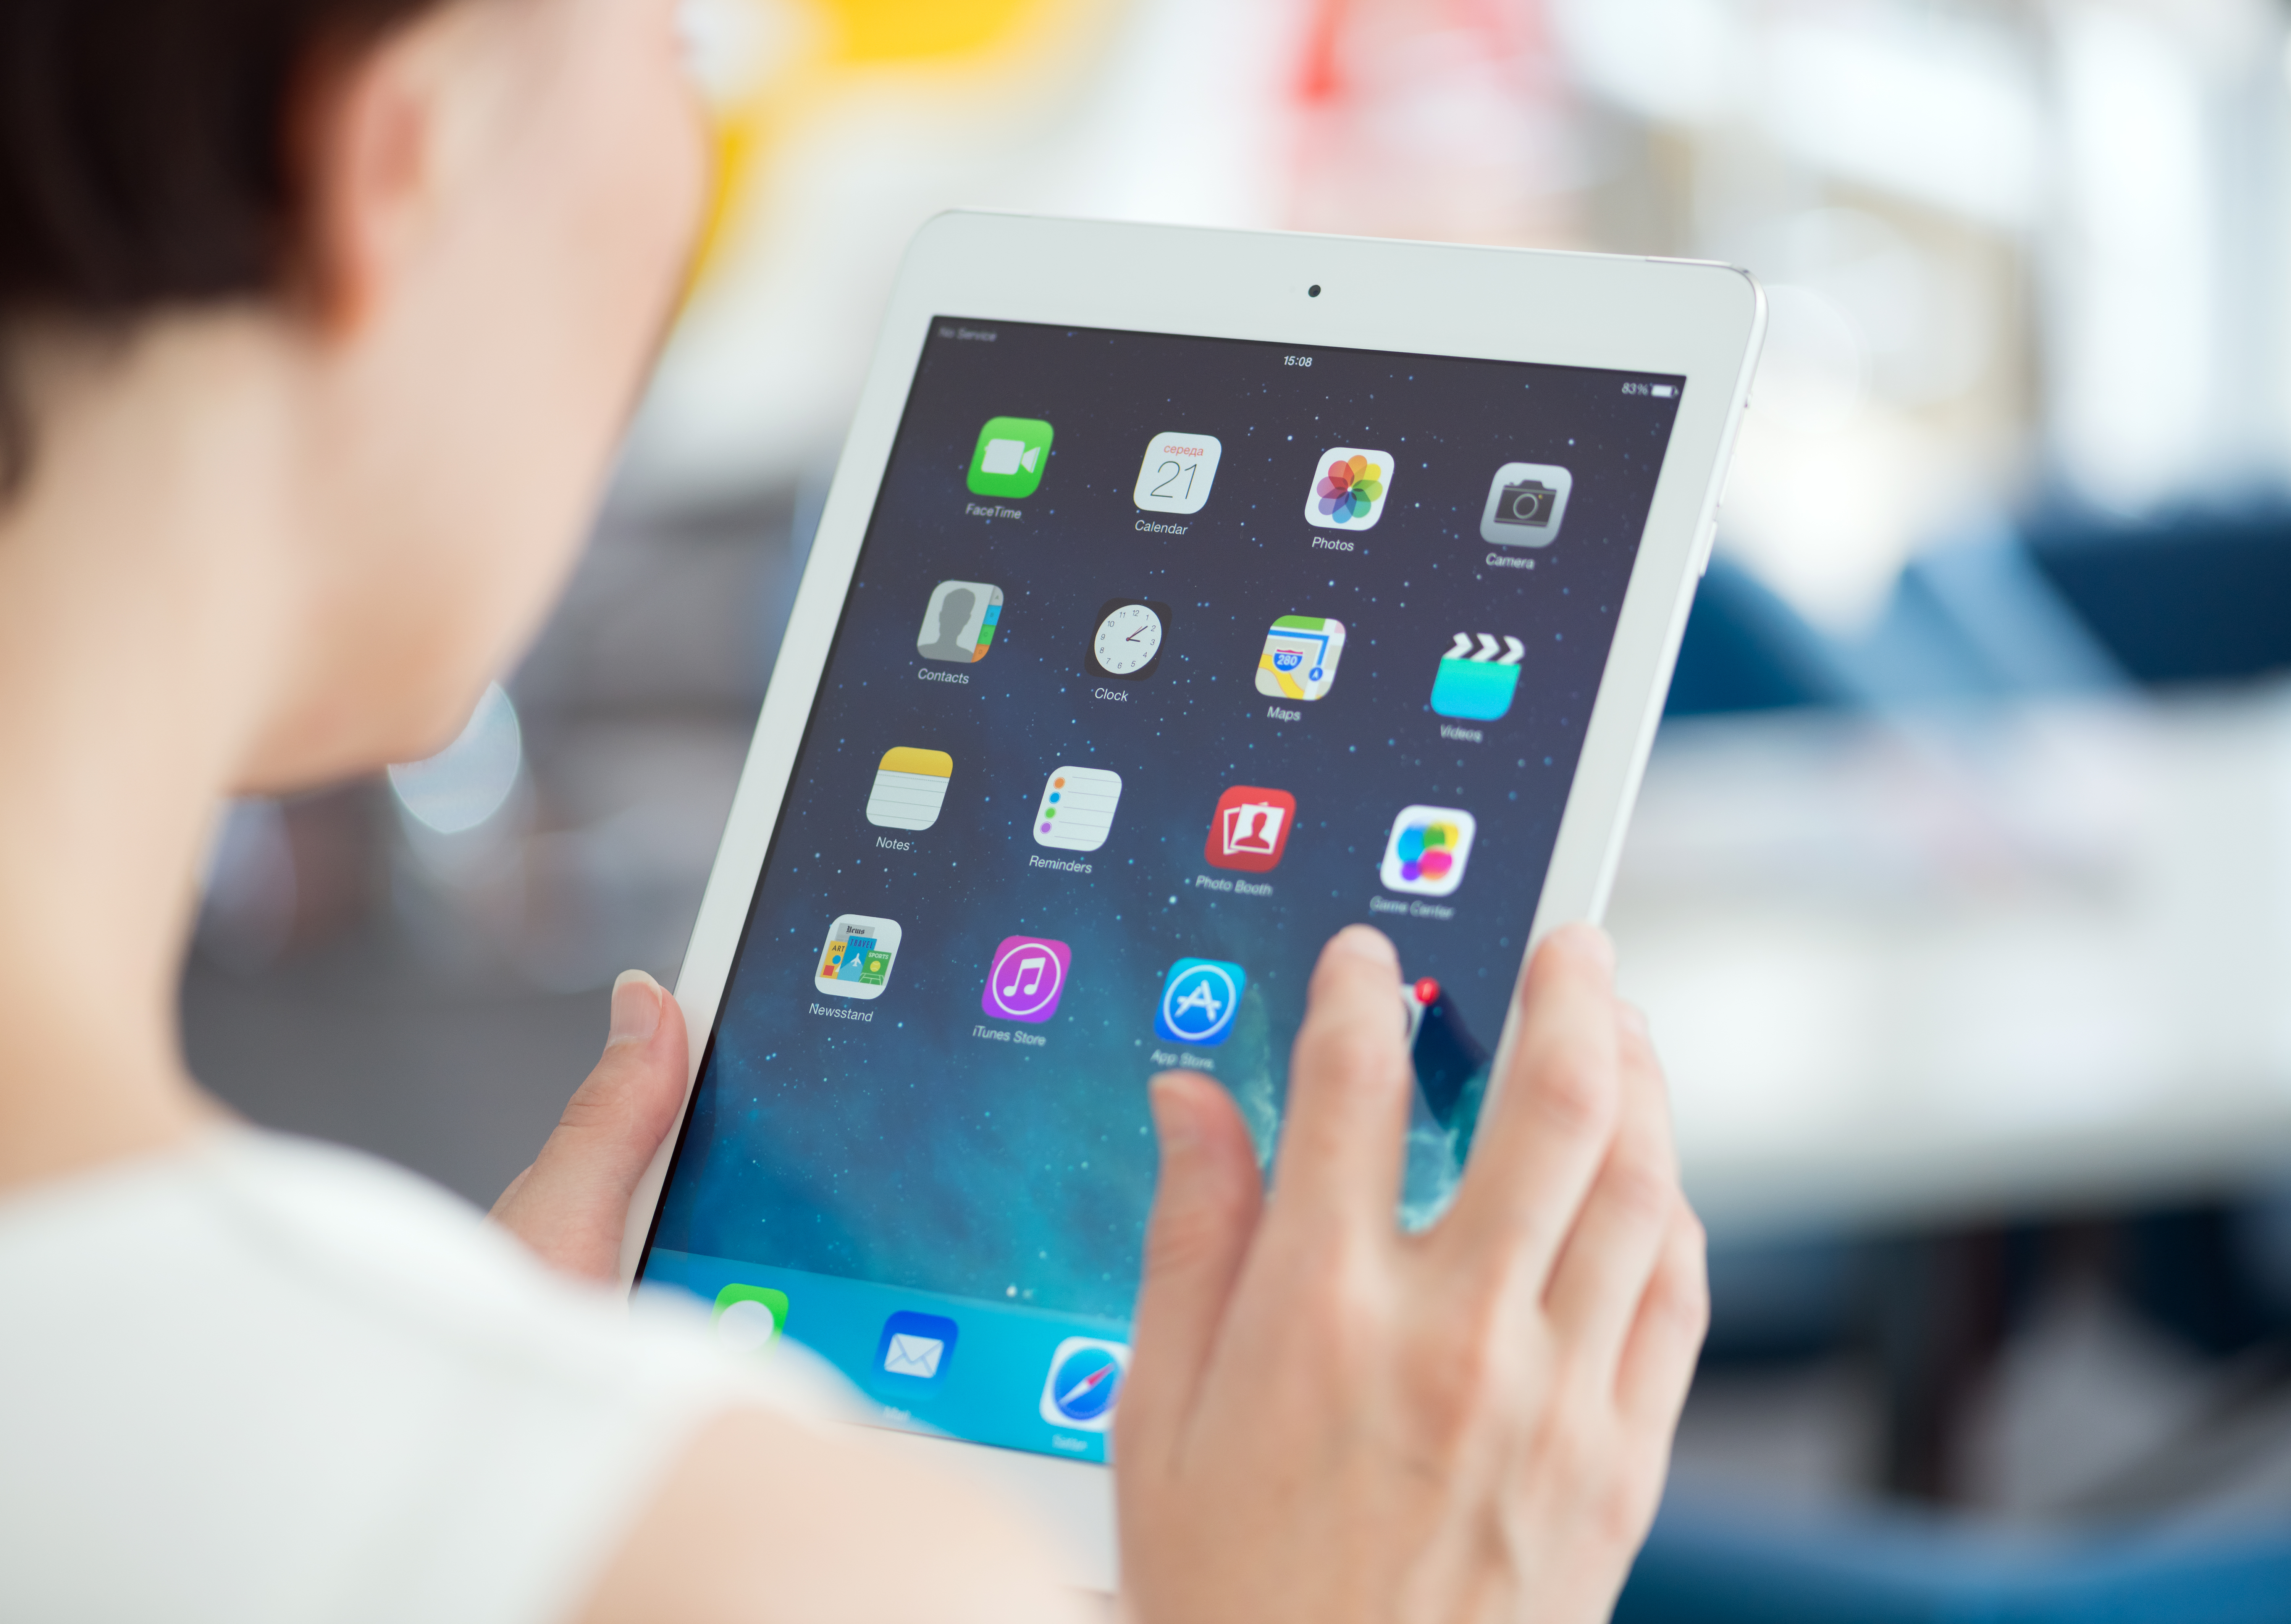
[[685, 0, 1084, 295], [817, 0, 1048, 63]]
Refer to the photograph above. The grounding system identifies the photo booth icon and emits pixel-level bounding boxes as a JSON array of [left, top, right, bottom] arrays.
[[1205, 786, 1297, 873]]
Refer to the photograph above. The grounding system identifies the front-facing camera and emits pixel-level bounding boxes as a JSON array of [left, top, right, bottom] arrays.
[[1308, 284, 1322, 297]]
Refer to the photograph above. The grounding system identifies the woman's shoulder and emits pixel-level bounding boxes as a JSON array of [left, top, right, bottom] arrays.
[[5, 1127, 687, 1374], [0, 1128, 789, 1624]]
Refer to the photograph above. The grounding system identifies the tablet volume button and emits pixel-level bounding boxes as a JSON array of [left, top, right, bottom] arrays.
[[1694, 517, 1718, 579]]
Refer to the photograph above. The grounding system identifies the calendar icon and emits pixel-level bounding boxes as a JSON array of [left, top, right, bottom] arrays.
[[1133, 432, 1222, 515]]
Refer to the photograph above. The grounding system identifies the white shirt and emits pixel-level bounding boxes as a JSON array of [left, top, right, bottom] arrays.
[[0, 1129, 804, 1624]]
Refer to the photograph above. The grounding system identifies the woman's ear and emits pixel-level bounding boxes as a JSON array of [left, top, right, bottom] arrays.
[[291, 7, 496, 336]]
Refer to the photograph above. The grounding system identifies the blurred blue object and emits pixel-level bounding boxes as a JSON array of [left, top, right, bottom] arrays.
[[1664, 558, 1867, 714], [1702, 1235, 1862, 1364], [1618, 1502, 2291, 1624], [1665, 507, 2291, 717], [2023, 506, 2291, 688]]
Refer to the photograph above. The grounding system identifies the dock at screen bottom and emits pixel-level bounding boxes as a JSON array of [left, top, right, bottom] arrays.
[[640, 1250, 1131, 1464]]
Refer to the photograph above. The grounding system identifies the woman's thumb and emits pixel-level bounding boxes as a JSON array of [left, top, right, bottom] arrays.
[[490, 969, 689, 1281]]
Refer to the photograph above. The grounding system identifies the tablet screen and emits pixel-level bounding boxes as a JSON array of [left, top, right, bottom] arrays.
[[638, 316, 1685, 1463]]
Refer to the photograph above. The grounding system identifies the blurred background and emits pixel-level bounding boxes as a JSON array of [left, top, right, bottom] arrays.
[[187, 0, 2291, 1613]]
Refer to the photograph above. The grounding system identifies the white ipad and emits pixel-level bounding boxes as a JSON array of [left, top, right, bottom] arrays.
[[622, 212, 1763, 1587]]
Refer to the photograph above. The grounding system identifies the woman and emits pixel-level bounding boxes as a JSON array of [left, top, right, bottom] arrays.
[[0, 1, 1709, 1619]]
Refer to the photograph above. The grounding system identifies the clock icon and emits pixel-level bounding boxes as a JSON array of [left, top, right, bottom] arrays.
[[1087, 598, 1170, 680]]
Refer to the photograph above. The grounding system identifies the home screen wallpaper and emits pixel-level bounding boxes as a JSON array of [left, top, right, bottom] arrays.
[[638, 316, 1685, 1463]]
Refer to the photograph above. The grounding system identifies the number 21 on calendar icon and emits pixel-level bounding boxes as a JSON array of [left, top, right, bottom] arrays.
[[981, 936, 1071, 1025]]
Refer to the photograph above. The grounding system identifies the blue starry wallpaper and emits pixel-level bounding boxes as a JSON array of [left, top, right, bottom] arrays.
[[643, 318, 1684, 1322]]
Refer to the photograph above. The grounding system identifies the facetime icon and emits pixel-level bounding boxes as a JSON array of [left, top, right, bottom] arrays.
[[967, 416, 1054, 499]]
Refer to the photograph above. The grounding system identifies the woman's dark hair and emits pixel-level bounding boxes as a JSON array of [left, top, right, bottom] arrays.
[[0, 0, 440, 491]]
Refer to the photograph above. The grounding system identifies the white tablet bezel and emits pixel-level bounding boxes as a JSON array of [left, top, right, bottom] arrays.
[[621, 211, 1764, 1588]]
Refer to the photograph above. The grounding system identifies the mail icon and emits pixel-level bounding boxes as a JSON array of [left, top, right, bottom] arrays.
[[875, 1309, 960, 1387], [884, 1333, 944, 1378]]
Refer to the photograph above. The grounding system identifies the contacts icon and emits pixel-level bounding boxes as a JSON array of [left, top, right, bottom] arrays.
[[917, 580, 1003, 664]]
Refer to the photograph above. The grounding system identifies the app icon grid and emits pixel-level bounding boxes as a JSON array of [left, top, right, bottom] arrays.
[[648, 315, 1689, 1466]]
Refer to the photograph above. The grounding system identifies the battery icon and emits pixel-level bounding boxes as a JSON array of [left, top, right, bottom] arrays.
[[1651, 384, 1677, 399]]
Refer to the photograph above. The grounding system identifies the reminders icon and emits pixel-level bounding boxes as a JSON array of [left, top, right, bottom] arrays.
[[1034, 766, 1123, 853], [866, 747, 953, 831]]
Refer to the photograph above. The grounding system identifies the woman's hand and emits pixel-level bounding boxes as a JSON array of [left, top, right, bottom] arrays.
[[491, 970, 688, 1282], [1118, 923, 1706, 1624]]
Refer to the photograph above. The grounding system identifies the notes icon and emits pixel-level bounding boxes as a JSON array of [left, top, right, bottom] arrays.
[[1034, 766, 1123, 853], [981, 935, 1071, 1023], [867, 747, 953, 831]]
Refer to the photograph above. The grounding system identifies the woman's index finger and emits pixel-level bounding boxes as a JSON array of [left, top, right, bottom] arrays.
[[1265, 925, 1416, 1242]]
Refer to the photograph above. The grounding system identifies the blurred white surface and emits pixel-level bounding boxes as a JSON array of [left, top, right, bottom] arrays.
[[1616, 686, 2291, 1233]]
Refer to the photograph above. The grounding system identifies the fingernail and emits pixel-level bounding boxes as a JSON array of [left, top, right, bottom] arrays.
[[1563, 922, 1616, 977], [1147, 1074, 1196, 1151], [610, 969, 663, 1044], [1332, 923, 1399, 968]]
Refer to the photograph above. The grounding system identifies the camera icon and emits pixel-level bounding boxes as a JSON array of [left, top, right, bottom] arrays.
[[1479, 462, 1573, 547]]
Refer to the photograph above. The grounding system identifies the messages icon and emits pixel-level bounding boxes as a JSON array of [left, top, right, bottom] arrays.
[[713, 1283, 789, 1354], [968, 416, 1054, 498]]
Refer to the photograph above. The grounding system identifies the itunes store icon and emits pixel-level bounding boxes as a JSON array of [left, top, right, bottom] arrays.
[[981, 936, 1072, 1024]]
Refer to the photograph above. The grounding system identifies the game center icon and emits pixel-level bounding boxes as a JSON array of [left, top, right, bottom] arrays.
[[1380, 807, 1477, 898], [1205, 786, 1296, 873], [981, 936, 1071, 1024]]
